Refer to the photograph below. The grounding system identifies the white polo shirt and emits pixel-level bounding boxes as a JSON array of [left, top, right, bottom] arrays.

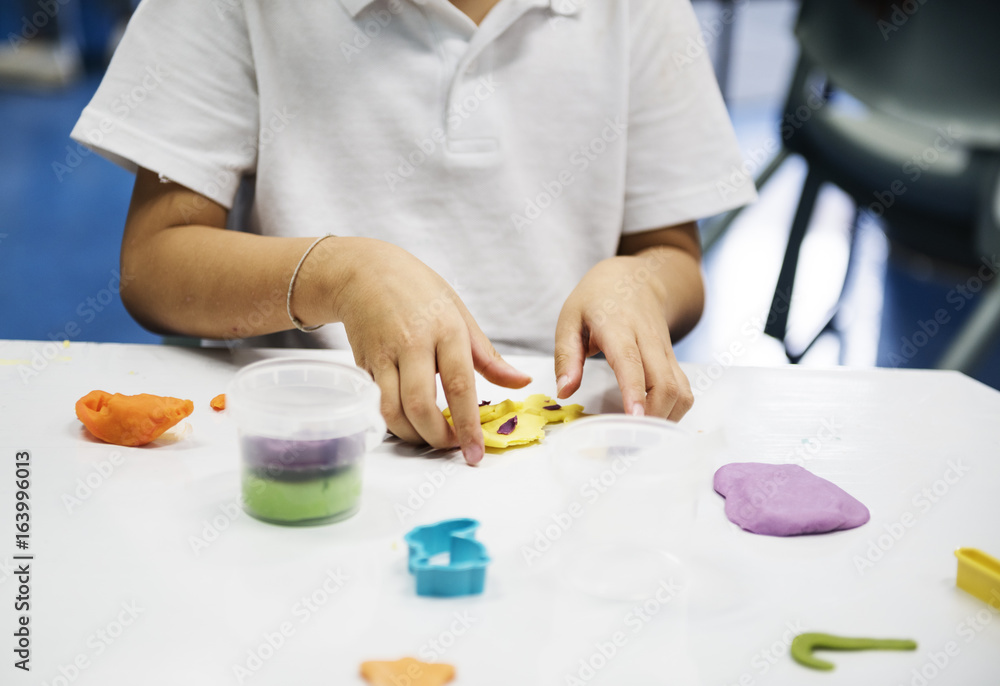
[[71, 0, 756, 353]]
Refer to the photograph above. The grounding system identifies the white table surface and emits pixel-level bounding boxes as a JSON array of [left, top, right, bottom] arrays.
[[1, 339, 999, 685]]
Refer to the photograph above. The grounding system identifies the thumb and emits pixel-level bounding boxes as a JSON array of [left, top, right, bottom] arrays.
[[464, 316, 532, 389], [554, 310, 586, 399]]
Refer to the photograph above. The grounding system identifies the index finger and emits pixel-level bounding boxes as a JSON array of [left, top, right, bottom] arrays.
[[601, 333, 647, 417], [437, 335, 485, 465]]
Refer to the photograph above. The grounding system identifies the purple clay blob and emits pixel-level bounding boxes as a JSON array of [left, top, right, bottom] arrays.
[[497, 416, 518, 435], [713, 462, 870, 537], [479, 400, 491, 407], [241, 433, 366, 477], [543, 404, 561, 411]]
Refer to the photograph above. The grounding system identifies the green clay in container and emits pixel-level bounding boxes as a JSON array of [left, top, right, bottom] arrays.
[[242, 464, 362, 525], [240, 434, 365, 525]]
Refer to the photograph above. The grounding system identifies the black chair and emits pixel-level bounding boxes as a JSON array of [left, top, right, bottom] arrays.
[[704, 0, 1000, 369]]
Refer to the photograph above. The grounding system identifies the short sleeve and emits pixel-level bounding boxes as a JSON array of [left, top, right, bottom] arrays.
[[623, 0, 757, 234], [70, 0, 259, 209]]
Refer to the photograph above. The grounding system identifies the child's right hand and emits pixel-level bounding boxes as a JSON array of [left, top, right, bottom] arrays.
[[330, 239, 532, 465], [120, 170, 527, 464]]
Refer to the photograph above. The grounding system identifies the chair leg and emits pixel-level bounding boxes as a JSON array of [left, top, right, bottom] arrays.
[[784, 206, 862, 364], [713, 0, 737, 103], [764, 167, 824, 343], [936, 279, 1000, 374], [834, 207, 864, 365]]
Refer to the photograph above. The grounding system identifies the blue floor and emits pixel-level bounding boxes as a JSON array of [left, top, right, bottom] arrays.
[[878, 253, 1000, 388], [0, 72, 157, 345]]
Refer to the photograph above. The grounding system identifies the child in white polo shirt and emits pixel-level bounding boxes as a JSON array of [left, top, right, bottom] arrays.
[[72, 0, 756, 465]]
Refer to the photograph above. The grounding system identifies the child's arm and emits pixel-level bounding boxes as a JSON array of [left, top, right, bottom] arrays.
[[553, 221, 703, 421], [122, 168, 530, 464]]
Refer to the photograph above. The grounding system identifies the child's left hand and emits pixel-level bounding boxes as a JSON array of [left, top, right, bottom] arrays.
[[554, 252, 696, 421]]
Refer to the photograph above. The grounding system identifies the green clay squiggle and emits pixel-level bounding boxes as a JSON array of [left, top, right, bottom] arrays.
[[790, 632, 917, 671]]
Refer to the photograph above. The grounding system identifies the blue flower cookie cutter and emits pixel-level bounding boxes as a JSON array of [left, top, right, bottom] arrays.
[[404, 518, 490, 597]]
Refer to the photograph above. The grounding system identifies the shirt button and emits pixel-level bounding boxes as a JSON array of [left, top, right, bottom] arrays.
[[552, 0, 579, 15]]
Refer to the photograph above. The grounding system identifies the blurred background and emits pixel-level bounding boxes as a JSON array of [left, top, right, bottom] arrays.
[[1, 0, 998, 388]]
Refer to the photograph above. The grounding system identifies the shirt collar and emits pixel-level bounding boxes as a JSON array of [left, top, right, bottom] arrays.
[[338, 0, 582, 19]]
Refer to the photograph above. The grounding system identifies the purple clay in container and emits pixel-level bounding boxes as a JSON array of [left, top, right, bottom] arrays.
[[241, 433, 366, 476]]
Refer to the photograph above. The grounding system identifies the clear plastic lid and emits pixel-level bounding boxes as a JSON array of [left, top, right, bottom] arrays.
[[549, 415, 700, 484], [226, 358, 385, 442]]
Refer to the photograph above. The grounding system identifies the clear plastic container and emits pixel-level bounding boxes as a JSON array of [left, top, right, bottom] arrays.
[[548, 415, 706, 601], [227, 358, 386, 526]]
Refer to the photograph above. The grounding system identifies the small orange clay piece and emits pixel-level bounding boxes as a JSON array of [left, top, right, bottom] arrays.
[[210, 393, 226, 411], [360, 658, 455, 686], [75, 390, 194, 447]]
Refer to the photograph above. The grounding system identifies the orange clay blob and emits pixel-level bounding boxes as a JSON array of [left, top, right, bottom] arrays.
[[360, 658, 454, 686], [210, 393, 226, 411], [75, 390, 194, 447]]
